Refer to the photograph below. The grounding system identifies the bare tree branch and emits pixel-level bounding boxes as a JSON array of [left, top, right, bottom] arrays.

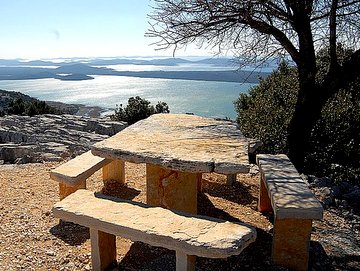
[[329, 0, 339, 68], [146, 0, 360, 169]]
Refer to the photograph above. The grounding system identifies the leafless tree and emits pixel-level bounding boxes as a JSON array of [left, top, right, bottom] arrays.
[[147, 0, 360, 170]]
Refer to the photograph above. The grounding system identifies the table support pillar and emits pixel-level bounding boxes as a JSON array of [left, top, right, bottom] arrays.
[[176, 251, 195, 271], [146, 164, 199, 215], [102, 160, 125, 185]]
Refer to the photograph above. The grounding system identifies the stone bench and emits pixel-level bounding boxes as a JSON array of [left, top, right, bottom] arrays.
[[50, 151, 124, 199], [256, 154, 323, 271], [52, 189, 257, 271]]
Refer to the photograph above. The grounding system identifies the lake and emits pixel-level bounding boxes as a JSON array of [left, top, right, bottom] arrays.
[[0, 63, 257, 120]]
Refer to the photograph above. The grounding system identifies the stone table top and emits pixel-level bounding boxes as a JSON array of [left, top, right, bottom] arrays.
[[92, 114, 250, 174]]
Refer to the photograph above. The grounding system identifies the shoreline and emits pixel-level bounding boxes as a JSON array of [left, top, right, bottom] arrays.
[[74, 105, 108, 118]]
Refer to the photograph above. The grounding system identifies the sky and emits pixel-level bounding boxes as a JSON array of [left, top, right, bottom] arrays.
[[0, 0, 212, 60]]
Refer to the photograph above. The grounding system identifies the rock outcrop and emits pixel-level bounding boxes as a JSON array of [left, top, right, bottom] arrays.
[[0, 114, 127, 163]]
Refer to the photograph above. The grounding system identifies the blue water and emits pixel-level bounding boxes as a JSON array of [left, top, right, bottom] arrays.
[[0, 72, 255, 120]]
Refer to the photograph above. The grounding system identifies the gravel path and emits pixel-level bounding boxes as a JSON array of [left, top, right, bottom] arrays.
[[0, 162, 359, 270]]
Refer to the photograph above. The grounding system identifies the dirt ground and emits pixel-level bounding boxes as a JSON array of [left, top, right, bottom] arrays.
[[0, 162, 359, 270]]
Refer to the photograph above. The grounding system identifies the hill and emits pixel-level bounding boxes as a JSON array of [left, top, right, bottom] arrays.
[[0, 89, 79, 115], [0, 89, 38, 109]]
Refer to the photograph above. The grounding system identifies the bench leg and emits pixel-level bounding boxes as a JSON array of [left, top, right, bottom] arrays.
[[197, 176, 203, 192], [272, 218, 312, 271], [226, 174, 237, 185], [59, 180, 86, 200], [176, 251, 195, 271], [146, 164, 199, 215], [102, 160, 125, 184], [258, 176, 272, 212], [90, 229, 117, 271]]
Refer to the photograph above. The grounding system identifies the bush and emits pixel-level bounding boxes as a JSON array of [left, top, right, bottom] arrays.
[[110, 96, 170, 125], [307, 87, 360, 183], [7, 98, 58, 116], [235, 60, 360, 184], [235, 62, 298, 154]]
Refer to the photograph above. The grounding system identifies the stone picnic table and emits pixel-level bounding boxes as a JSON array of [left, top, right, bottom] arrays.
[[91, 113, 251, 215]]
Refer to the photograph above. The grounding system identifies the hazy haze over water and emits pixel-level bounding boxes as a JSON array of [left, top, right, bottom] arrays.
[[0, 75, 254, 120]]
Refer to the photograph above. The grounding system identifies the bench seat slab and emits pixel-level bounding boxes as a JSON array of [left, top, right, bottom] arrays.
[[50, 150, 111, 186], [53, 190, 256, 260], [257, 154, 323, 220]]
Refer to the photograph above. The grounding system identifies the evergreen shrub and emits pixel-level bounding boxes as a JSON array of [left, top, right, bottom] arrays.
[[110, 96, 169, 125], [235, 60, 360, 184]]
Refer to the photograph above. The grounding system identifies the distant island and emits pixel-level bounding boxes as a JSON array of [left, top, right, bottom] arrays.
[[54, 73, 94, 81], [0, 57, 271, 83]]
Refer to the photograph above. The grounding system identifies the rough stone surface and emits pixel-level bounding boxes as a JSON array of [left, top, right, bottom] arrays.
[[92, 114, 250, 174], [257, 154, 323, 220], [53, 189, 257, 259], [0, 114, 127, 163]]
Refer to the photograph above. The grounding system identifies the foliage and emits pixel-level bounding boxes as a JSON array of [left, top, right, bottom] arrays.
[[306, 86, 360, 183], [110, 96, 170, 125], [235, 62, 298, 154], [6, 98, 58, 116], [235, 58, 360, 184], [148, 0, 360, 170]]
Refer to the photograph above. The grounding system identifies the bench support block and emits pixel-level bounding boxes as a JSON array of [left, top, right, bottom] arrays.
[[272, 218, 312, 271], [102, 159, 125, 185], [90, 229, 117, 271], [197, 177, 203, 192], [146, 164, 199, 215], [59, 181, 86, 200], [226, 174, 237, 185], [176, 251, 195, 271], [258, 177, 272, 212]]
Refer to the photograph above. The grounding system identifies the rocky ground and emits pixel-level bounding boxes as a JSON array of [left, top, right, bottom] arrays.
[[0, 162, 359, 271], [0, 114, 359, 270]]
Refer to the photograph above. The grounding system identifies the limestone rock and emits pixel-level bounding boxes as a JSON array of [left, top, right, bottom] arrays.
[[0, 143, 40, 163], [0, 114, 127, 163]]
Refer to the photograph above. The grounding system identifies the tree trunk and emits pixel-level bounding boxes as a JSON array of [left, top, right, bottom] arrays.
[[287, 98, 316, 171], [287, 6, 319, 172], [287, 80, 327, 172]]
